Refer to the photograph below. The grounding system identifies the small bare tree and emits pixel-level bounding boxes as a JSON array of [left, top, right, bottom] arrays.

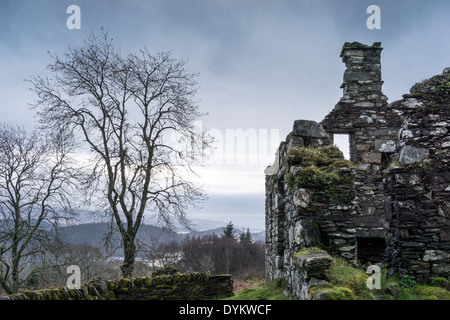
[[140, 239, 181, 271], [0, 124, 78, 294], [30, 31, 212, 278]]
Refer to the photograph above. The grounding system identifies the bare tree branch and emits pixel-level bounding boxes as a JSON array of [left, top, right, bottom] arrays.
[[29, 30, 212, 278], [0, 124, 80, 293]]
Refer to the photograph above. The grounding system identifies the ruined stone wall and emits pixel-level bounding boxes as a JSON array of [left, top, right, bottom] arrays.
[[385, 69, 450, 281], [265, 41, 450, 299], [264, 120, 357, 295]]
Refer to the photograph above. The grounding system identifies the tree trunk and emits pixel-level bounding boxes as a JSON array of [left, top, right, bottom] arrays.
[[120, 235, 136, 278]]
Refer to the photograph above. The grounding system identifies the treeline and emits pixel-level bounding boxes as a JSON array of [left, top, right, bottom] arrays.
[[177, 234, 265, 280], [143, 222, 265, 280]]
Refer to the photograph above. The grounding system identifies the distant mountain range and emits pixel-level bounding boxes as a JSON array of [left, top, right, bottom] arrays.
[[59, 221, 265, 248]]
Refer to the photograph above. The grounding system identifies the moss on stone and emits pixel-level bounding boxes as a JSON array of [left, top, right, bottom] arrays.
[[294, 247, 327, 257], [411, 73, 450, 97], [310, 286, 355, 300], [430, 277, 449, 289], [286, 145, 345, 167], [286, 146, 354, 186]]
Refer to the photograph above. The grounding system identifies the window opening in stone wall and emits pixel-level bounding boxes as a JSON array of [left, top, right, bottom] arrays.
[[333, 134, 350, 160], [357, 237, 386, 264]]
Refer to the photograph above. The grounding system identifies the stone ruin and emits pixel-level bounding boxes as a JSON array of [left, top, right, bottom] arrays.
[[265, 41, 450, 299]]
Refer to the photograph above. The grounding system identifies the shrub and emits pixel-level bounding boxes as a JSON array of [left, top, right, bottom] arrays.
[[399, 275, 417, 288]]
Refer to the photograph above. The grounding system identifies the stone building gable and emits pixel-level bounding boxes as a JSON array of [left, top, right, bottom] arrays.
[[265, 41, 450, 299]]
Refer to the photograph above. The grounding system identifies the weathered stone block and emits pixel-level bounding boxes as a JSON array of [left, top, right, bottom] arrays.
[[343, 49, 365, 57], [295, 252, 332, 279], [362, 152, 382, 164], [408, 260, 429, 273], [293, 188, 311, 208], [423, 250, 449, 262], [399, 146, 429, 164], [294, 220, 321, 247], [374, 139, 395, 152], [292, 120, 329, 139], [355, 115, 374, 124], [354, 101, 375, 108]]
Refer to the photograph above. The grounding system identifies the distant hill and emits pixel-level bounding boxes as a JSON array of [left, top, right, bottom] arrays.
[[60, 222, 182, 247], [59, 222, 265, 248]]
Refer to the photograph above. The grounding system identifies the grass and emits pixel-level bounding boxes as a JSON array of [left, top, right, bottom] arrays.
[[327, 257, 375, 300], [378, 274, 450, 300], [224, 278, 285, 300]]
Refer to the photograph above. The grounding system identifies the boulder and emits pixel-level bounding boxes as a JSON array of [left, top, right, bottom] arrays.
[[292, 120, 329, 139]]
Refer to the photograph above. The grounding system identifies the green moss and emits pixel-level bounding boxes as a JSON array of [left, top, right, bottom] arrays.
[[284, 146, 355, 201], [152, 265, 180, 277], [118, 278, 131, 288], [286, 145, 345, 167], [294, 247, 327, 257], [430, 277, 449, 289], [310, 286, 355, 300]]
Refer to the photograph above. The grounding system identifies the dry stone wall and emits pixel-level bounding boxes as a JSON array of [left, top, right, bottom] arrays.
[[265, 41, 450, 299], [0, 273, 233, 300]]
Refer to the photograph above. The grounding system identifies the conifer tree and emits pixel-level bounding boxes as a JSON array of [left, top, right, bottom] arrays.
[[221, 221, 236, 240], [239, 228, 254, 244]]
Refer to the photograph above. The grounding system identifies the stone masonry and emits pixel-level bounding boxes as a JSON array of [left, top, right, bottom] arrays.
[[265, 41, 450, 299]]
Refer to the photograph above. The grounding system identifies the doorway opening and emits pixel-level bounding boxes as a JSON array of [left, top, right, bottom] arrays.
[[357, 237, 386, 264]]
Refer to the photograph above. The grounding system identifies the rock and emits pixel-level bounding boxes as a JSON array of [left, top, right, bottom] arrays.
[[286, 135, 304, 153], [294, 220, 321, 247], [310, 286, 354, 300], [362, 152, 382, 164], [292, 120, 329, 139], [402, 98, 424, 109], [375, 139, 395, 152], [295, 252, 332, 279], [354, 101, 375, 108], [384, 283, 401, 298], [399, 145, 429, 165], [293, 188, 311, 208], [423, 250, 449, 262], [356, 115, 374, 124], [308, 277, 329, 287], [264, 149, 280, 175]]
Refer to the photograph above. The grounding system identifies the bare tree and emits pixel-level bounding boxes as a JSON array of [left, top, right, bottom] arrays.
[[140, 239, 181, 271], [178, 234, 265, 279], [0, 124, 78, 294], [30, 31, 212, 278]]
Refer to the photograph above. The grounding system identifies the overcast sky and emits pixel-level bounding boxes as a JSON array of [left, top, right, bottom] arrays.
[[1, 0, 449, 231]]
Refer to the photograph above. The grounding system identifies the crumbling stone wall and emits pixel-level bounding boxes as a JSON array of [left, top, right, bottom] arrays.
[[385, 69, 450, 281], [264, 120, 356, 294], [0, 273, 233, 300], [265, 41, 450, 299]]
